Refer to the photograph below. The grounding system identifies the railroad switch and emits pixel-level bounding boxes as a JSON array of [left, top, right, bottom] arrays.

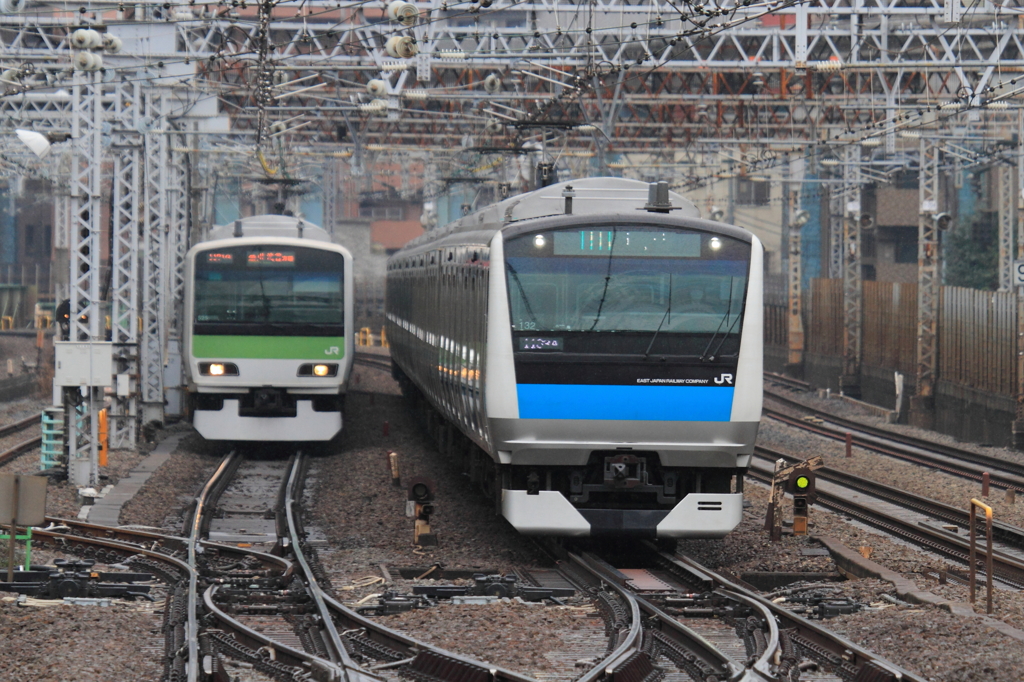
[[412, 574, 575, 601], [356, 591, 434, 616], [0, 558, 154, 601], [775, 596, 863, 619]]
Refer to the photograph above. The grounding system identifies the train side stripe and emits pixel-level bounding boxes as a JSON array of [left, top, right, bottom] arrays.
[[516, 384, 734, 421], [192, 335, 346, 359]]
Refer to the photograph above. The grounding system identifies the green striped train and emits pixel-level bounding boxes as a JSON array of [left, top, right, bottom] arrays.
[[184, 215, 354, 442]]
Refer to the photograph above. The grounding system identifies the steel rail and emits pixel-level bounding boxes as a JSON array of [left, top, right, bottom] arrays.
[[284, 452, 367, 681], [754, 447, 1024, 551], [571, 551, 744, 682], [0, 436, 42, 467], [321, 592, 543, 682], [648, 546, 927, 682], [763, 392, 1024, 491], [202, 586, 347, 681], [187, 452, 238, 682], [564, 551, 646, 682], [763, 372, 811, 394], [353, 353, 392, 372], [40, 516, 295, 578], [0, 414, 38, 438], [746, 457, 1024, 589]]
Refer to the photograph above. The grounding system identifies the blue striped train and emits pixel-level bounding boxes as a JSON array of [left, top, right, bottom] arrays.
[[385, 177, 762, 539]]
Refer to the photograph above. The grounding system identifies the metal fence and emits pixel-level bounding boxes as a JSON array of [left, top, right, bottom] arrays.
[[862, 281, 917, 378], [940, 287, 1017, 396], [807, 278, 843, 357], [767, 279, 1021, 398]]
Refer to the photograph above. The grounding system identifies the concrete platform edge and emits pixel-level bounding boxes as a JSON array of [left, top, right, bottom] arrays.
[[815, 534, 1024, 643], [78, 432, 188, 526]]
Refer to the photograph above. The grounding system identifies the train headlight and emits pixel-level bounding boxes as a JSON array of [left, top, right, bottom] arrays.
[[533, 234, 546, 248], [709, 237, 722, 251], [298, 363, 338, 377], [199, 362, 239, 376]]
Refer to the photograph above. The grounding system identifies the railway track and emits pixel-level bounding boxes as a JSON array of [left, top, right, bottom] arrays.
[[754, 446, 1024, 551], [69, 446, 629, 682], [577, 541, 926, 682], [764, 373, 812, 394], [749, 447, 1024, 590], [0, 413, 41, 466], [764, 388, 1024, 493], [353, 352, 392, 374]]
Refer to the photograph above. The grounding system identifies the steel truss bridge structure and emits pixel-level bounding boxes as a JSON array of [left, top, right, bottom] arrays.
[[2, 0, 1024, 480]]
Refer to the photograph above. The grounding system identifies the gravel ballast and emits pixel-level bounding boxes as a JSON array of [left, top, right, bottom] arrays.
[[7, 349, 1024, 680]]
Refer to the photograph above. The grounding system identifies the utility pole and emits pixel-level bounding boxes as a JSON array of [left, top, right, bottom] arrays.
[[840, 144, 862, 399], [911, 137, 941, 430]]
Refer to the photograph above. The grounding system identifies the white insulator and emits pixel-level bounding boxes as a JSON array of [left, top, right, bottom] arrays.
[[384, 36, 418, 59], [575, 124, 597, 133], [387, 1, 418, 26], [483, 73, 501, 94], [0, 0, 26, 14], [402, 89, 428, 100], [985, 101, 1009, 110], [435, 50, 465, 60], [360, 99, 387, 114], [810, 60, 842, 72], [73, 51, 103, 72], [70, 29, 92, 49], [381, 61, 409, 72], [860, 137, 883, 147], [102, 34, 122, 54], [366, 143, 386, 151], [0, 69, 21, 87], [819, 157, 839, 167], [899, 130, 920, 139], [135, 115, 158, 133], [71, 28, 102, 49], [367, 79, 388, 97]]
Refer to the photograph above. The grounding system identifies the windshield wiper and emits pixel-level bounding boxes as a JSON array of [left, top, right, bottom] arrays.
[[700, 277, 737, 362], [587, 227, 617, 332], [506, 261, 539, 329], [644, 273, 672, 359]]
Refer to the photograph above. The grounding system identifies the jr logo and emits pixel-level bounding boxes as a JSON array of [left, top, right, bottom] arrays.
[[714, 373, 734, 385], [325, 346, 340, 356]]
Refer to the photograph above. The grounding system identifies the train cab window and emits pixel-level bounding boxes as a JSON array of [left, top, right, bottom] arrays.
[[503, 225, 751, 357], [193, 245, 345, 336]]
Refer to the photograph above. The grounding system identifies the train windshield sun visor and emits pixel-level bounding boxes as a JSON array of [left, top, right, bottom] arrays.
[[503, 225, 750, 355], [193, 245, 345, 336]]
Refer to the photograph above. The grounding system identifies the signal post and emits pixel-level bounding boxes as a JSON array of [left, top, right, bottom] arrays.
[[765, 456, 822, 542]]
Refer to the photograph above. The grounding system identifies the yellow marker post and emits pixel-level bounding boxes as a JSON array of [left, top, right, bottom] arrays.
[[98, 409, 109, 467], [969, 498, 994, 614]]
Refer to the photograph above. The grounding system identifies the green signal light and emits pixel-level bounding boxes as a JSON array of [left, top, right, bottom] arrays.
[[796, 475, 811, 489]]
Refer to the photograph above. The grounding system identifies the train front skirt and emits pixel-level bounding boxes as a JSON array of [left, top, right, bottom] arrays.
[[502, 489, 744, 538], [193, 399, 342, 441]]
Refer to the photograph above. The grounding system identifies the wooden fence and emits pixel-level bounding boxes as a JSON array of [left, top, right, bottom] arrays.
[[766, 279, 1019, 397]]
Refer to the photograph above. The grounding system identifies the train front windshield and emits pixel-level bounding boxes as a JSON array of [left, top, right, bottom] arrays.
[[194, 245, 344, 335], [504, 226, 750, 357]]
